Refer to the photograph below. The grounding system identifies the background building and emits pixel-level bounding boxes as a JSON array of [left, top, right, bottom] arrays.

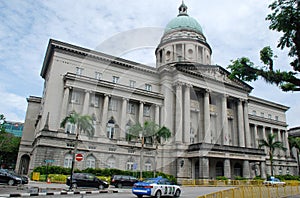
[[16, 3, 296, 180]]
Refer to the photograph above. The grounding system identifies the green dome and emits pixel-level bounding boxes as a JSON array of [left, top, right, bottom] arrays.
[[164, 15, 203, 34]]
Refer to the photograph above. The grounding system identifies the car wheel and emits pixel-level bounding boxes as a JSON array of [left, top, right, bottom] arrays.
[[71, 183, 78, 189], [174, 189, 181, 197], [8, 179, 15, 186], [98, 184, 104, 190], [155, 190, 162, 198], [117, 183, 122, 188], [137, 195, 143, 198]]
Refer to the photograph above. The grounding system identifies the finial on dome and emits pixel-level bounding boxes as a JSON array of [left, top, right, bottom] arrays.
[[178, 0, 188, 16]]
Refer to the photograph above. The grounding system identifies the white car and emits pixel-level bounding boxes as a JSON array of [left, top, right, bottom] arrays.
[[132, 176, 181, 198], [263, 177, 286, 186]]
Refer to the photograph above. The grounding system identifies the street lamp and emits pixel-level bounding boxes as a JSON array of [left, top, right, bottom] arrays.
[[69, 133, 79, 190], [139, 132, 144, 180]]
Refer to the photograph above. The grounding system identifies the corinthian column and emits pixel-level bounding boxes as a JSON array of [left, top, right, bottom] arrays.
[[82, 90, 91, 115], [204, 90, 211, 143], [120, 98, 128, 138], [175, 82, 183, 143], [155, 104, 160, 125], [60, 86, 70, 123], [101, 94, 109, 125], [184, 84, 191, 143], [221, 94, 229, 145], [139, 101, 144, 124], [244, 100, 251, 148], [237, 99, 245, 147]]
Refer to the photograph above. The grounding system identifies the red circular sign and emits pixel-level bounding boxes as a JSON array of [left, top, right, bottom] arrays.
[[75, 153, 83, 161]]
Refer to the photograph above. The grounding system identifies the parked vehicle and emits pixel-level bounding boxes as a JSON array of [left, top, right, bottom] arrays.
[[132, 176, 181, 198], [2, 169, 29, 184], [110, 175, 139, 188], [263, 177, 286, 186], [0, 169, 22, 185], [66, 173, 109, 189]]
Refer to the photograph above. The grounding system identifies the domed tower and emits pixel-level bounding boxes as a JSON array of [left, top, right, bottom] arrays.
[[156, 2, 212, 67]]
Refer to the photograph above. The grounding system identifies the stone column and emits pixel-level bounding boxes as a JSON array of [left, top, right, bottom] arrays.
[[200, 157, 209, 179], [243, 160, 250, 179], [253, 125, 258, 148], [204, 90, 211, 143], [139, 101, 144, 124], [82, 90, 90, 115], [283, 131, 290, 157], [101, 94, 109, 125], [60, 86, 70, 123], [262, 126, 267, 153], [237, 99, 245, 147], [221, 94, 229, 145], [155, 104, 160, 125], [244, 101, 251, 148], [224, 159, 231, 179], [175, 82, 183, 143], [260, 161, 267, 179], [184, 84, 191, 143], [120, 98, 128, 138]]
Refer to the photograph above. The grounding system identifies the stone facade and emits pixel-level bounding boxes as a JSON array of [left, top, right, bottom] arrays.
[[16, 3, 297, 181]]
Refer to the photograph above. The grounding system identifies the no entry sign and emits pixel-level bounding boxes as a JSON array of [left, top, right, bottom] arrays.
[[75, 153, 83, 161]]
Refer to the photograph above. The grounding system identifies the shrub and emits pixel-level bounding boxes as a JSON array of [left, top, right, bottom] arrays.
[[216, 176, 228, 180]]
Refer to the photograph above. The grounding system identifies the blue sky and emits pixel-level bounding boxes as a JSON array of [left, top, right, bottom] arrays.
[[0, 0, 299, 128]]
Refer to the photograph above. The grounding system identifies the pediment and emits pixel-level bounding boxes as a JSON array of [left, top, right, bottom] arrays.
[[174, 63, 253, 92]]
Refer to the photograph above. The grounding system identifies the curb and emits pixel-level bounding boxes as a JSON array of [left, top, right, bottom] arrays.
[[0, 189, 118, 197]]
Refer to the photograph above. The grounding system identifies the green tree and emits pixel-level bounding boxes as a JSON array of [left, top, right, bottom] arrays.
[[60, 111, 94, 189], [0, 114, 21, 168], [259, 133, 287, 176], [128, 121, 171, 178], [227, 0, 300, 92], [288, 136, 300, 174]]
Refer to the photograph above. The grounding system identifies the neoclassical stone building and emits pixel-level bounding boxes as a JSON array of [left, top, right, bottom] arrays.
[[16, 3, 297, 181]]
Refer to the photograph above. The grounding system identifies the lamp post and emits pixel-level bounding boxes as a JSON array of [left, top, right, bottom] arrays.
[[69, 133, 79, 190], [139, 132, 144, 180]]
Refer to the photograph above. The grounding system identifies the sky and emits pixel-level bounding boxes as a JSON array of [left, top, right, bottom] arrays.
[[0, 0, 299, 128]]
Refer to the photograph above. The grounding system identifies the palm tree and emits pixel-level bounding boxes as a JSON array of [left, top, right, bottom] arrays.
[[60, 111, 94, 190], [259, 133, 287, 176], [128, 121, 171, 178], [288, 136, 300, 174]]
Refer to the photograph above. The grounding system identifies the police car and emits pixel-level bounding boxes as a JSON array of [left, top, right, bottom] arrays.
[[132, 176, 181, 198]]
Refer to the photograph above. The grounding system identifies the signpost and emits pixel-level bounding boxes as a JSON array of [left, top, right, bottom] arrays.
[[75, 153, 83, 162]]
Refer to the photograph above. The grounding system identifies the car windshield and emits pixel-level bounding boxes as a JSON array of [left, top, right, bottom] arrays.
[[143, 178, 158, 183]]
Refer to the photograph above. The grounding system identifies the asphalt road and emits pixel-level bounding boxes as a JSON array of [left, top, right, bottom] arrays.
[[0, 181, 234, 198]]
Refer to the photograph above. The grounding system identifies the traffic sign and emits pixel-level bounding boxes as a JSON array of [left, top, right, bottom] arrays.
[[75, 153, 83, 161]]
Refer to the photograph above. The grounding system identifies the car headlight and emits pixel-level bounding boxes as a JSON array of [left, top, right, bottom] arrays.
[[15, 177, 22, 181]]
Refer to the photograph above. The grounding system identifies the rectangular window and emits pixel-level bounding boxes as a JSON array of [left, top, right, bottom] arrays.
[[76, 67, 83, 75], [145, 84, 152, 91], [65, 123, 76, 134], [143, 105, 151, 117], [109, 98, 118, 111], [268, 114, 272, 119], [252, 110, 256, 115], [95, 72, 102, 80], [112, 76, 119, 83], [70, 91, 82, 104], [275, 116, 279, 121], [261, 112, 264, 117], [126, 162, 134, 170], [90, 95, 99, 107], [129, 80, 136, 88], [127, 103, 135, 114]]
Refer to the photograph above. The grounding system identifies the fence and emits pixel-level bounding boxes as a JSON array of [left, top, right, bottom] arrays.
[[181, 179, 300, 198]]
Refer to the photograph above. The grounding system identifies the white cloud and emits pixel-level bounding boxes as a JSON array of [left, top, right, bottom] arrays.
[[0, 0, 298, 128]]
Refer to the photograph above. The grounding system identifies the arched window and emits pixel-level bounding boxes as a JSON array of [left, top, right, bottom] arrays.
[[64, 154, 73, 168], [107, 118, 115, 139], [85, 155, 96, 168]]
